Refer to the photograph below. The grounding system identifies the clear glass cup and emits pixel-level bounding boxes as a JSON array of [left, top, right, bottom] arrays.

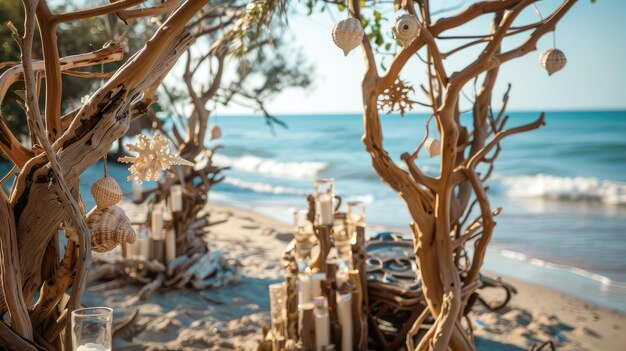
[[71, 307, 113, 351], [293, 210, 315, 272], [293, 210, 313, 240], [346, 201, 366, 241]]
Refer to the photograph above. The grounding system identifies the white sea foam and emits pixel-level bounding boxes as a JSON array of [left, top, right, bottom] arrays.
[[344, 194, 375, 204], [497, 174, 626, 205], [498, 249, 626, 288], [222, 178, 306, 195], [213, 154, 327, 179]]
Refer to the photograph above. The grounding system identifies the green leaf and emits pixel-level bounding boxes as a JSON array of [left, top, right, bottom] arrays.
[[373, 10, 382, 22], [375, 33, 384, 46]]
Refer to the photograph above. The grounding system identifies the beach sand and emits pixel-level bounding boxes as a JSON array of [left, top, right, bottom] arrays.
[[83, 203, 626, 350]]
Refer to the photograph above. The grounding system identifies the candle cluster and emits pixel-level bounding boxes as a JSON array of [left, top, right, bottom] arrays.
[[264, 178, 368, 351], [124, 184, 184, 264]]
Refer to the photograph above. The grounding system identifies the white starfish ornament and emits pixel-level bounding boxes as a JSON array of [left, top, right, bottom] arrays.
[[119, 133, 194, 184]]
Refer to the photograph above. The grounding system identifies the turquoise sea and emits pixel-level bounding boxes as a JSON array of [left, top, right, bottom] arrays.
[[3, 110, 625, 312]]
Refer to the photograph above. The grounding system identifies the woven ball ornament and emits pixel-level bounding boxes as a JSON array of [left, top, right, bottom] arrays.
[[540, 49, 567, 76], [87, 205, 136, 253], [91, 176, 123, 209], [332, 17, 364, 56], [392, 14, 421, 47]]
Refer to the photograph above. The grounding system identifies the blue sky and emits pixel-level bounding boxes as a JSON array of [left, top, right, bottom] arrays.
[[218, 0, 626, 115]]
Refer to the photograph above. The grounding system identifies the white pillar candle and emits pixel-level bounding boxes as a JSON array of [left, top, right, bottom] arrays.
[[137, 228, 150, 259], [298, 273, 312, 305], [313, 297, 330, 351], [132, 181, 142, 203], [318, 194, 333, 226], [311, 272, 326, 298], [165, 229, 176, 263], [151, 204, 164, 240], [337, 292, 353, 351], [170, 185, 183, 212]]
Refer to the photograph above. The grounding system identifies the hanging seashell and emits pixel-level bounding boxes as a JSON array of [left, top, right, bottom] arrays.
[[210, 124, 222, 141], [424, 138, 441, 157], [332, 17, 364, 56], [392, 14, 421, 47], [540, 48, 567, 76], [91, 176, 123, 209], [87, 205, 136, 253]]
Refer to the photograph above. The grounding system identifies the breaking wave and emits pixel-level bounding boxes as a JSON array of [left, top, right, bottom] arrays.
[[497, 174, 626, 205], [213, 154, 327, 179], [222, 178, 306, 195], [498, 249, 626, 289]]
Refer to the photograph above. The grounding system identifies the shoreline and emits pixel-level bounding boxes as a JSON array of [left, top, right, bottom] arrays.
[[84, 202, 626, 350]]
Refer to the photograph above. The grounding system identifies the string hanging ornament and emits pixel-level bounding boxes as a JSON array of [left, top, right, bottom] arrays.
[[87, 156, 136, 253], [392, 14, 421, 47], [119, 133, 194, 184], [331, 4, 364, 57], [535, 5, 567, 76], [91, 155, 123, 209]]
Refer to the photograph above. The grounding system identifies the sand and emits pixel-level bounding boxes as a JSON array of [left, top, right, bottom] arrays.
[[82, 203, 626, 350]]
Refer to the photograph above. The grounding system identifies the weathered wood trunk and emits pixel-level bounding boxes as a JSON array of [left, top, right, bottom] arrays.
[[344, 0, 578, 349], [0, 0, 213, 348]]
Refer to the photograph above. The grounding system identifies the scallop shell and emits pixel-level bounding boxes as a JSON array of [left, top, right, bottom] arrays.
[[540, 48, 567, 76], [424, 138, 441, 157], [393, 14, 421, 47], [210, 124, 222, 141], [91, 176, 123, 209], [332, 17, 364, 56], [87, 205, 136, 253]]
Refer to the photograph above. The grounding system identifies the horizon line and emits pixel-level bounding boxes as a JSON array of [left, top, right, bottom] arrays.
[[213, 108, 626, 117]]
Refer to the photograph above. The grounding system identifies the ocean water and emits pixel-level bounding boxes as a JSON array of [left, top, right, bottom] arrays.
[[207, 111, 626, 312], [2, 111, 624, 312]]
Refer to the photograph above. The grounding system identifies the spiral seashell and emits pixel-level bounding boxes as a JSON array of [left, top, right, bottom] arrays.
[[91, 176, 123, 209], [393, 14, 421, 47], [332, 17, 364, 56], [87, 205, 136, 253], [425, 138, 441, 157], [210, 124, 222, 141], [540, 48, 567, 76]]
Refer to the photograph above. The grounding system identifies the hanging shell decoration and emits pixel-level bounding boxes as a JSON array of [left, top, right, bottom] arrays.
[[210, 124, 222, 141], [332, 17, 364, 56], [378, 79, 416, 116], [91, 176, 123, 209], [425, 138, 441, 157], [86, 205, 136, 253], [540, 49, 567, 76], [392, 14, 421, 47], [119, 133, 194, 184]]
